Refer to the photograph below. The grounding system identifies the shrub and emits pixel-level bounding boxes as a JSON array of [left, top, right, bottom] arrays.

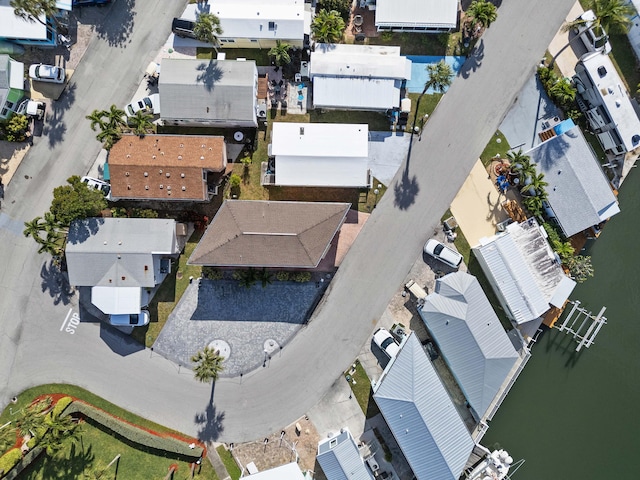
[[318, 0, 352, 21], [131, 208, 158, 218], [26, 437, 38, 449], [381, 31, 393, 42], [65, 402, 203, 458], [292, 272, 312, 283], [202, 267, 224, 280], [0, 448, 22, 476], [275, 271, 290, 281], [110, 207, 128, 218], [3, 114, 29, 142], [231, 270, 243, 281], [52, 397, 73, 418]]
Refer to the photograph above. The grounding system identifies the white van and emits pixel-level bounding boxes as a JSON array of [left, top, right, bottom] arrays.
[[574, 10, 611, 55]]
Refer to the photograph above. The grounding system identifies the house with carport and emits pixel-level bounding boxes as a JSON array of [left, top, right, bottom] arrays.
[[373, 0, 459, 32], [65, 218, 182, 317], [107, 135, 227, 202], [0, 54, 24, 120], [263, 122, 370, 188], [316, 428, 374, 480], [181, 0, 310, 49], [309, 44, 411, 112], [526, 125, 619, 238]]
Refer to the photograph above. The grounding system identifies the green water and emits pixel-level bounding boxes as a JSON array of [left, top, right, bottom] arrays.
[[484, 168, 640, 479]]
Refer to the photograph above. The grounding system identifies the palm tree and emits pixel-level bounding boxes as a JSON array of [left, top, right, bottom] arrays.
[[0, 424, 17, 453], [191, 346, 225, 384], [194, 13, 223, 50], [86, 109, 107, 132], [423, 60, 454, 95], [96, 124, 122, 150], [10, 0, 57, 27], [564, 0, 634, 35], [507, 150, 536, 182], [17, 397, 52, 437], [40, 412, 82, 457], [566, 255, 595, 283], [467, 0, 498, 32], [269, 40, 292, 67], [258, 268, 273, 288], [311, 9, 346, 44], [23, 216, 45, 244], [549, 77, 576, 106], [105, 105, 126, 130], [127, 110, 155, 136], [522, 195, 544, 217], [238, 268, 257, 289], [521, 172, 548, 197]]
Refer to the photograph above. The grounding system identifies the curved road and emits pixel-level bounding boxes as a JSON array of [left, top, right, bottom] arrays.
[[1, 0, 576, 444]]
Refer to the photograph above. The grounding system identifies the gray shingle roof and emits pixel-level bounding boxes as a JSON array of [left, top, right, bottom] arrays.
[[419, 272, 520, 420], [159, 58, 257, 126], [189, 201, 351, 268], [316, 429, 374, 480], [526, 126, 619, 237], [65, 218, 178, 287], [373, 334, 474, 480]]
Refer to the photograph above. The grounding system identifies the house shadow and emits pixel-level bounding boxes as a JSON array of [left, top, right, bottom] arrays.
[[99, 322, 145, 356], [40, 259, 75, 306]]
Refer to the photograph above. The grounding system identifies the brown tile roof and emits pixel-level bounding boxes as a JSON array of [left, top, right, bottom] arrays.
[[189, 200, 351, 268], [108, 135, 227, 201]]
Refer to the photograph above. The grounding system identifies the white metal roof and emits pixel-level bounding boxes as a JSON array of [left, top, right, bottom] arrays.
[[373, 333, 474, 480], [0, 1, 47, 40], [312, 76, 401, 111], [310, 44, 411, 79], [375, 0, 458, 29], [91, 286, 142, 315], [527, 126, 620, 237], [182, 0, 306, 41], [271, 123, 369, 187], [578, 52, 640, 152], [245, 462, 306, 480], [419, 272, 520, 420], [473, 219, 576, 324], [317, 429, 374, 480]]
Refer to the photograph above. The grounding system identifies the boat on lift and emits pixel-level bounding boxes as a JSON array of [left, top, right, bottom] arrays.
[[466, 449, 516, 480]]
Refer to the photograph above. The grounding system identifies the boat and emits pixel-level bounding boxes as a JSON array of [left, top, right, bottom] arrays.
[[466, 449, 514, 480]]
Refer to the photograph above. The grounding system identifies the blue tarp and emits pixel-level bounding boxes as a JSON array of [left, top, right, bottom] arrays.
[[405, 55, 466, 94]]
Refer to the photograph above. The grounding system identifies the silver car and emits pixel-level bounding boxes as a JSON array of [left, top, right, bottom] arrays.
[[29, 64, 66, 84], [424, 238, 463, 269]]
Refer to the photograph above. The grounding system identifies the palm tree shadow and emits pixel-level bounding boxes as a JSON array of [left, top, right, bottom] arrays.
[[194, 382, 225, 442], [393, 140, 420, 210], [459, 39, 485, 79], [40, 259, 75, 306], [196, 60, 224, 92], [92, 0, 136, 48]]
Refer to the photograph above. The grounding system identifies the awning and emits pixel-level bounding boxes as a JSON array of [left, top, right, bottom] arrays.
[[91, 286, 141, 314], [103, 162, 110, 181]]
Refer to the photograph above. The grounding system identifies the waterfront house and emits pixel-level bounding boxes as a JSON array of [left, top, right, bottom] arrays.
[[373, 0, 458, 32], [419, 272, 526, 423], [316, 429, 374, 480], [526, 125, 620, 238], [188, 200, 351, 269], [65, 218, 181, 315], [181, 0, 309, 49], [309, 44, 411, 111], [264, 122, 370, 188], [107, 135, 227, 202], [0, 54, 25, 120]]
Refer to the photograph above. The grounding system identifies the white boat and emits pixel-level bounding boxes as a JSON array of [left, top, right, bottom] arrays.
[[466, 449, 514, 480]]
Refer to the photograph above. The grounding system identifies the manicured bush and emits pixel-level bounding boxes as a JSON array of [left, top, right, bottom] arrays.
[[0, 447, 22, 477], [231, 270, 243, 281], [25, 437, 37, 449], [65, 402, 203, 458], [52, 397, 73, 418], [202, 267, 224, 280], [292, 272, 312, 283], [275, 271, 290, 281]]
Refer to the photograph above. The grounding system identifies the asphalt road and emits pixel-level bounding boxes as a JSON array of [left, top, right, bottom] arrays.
[[1, 0, 577, 444]]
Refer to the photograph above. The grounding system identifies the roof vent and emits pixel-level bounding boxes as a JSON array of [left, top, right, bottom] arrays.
[[152, 155, 156, 159], [300, 127, 304, 135], [125, 172, 130, 176], [145, 185, 149, 190], [166, 172, 170, 178], [209, 147, 212, 151], [126, 154, 131, 158], [161, 151, 164, 155], [103, 241, 107, 245], [159, 184, 163, 189], [179, 143, 184, 148], [159, 169, 163, 174], [167, 185, 171, 190], [118, 241, 122, 245], [200, 156, 205, 160], [182, 186, 186, 191], [127, 185, 131, 190], [144, 172, 148, 177], [181, 173, 185, 178], [178, 155, 183, 160], [201, 144, 205, 148], [167, 190, 172, 195]]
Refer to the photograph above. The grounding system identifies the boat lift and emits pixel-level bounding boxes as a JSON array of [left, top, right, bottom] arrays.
[[554, 300, 607, 352]]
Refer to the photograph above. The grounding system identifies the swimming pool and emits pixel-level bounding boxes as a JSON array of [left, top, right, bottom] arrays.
[[405, 55, 466, 94]]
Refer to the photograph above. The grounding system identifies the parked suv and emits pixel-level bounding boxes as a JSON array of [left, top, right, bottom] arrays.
[[373, 328, 400, 359], [574, 10, 611, 55], [423, 238, 463, 269], [172, 18, 197, 39]]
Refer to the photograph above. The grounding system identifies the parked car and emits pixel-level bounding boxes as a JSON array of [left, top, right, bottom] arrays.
[[373, 328, 400, 359], [109, 311, 150, 327], [172, 18, 197, 39], [423, 238, 463, 269], [125, 93, 159, 116], [28, 64, 65, 84], [81, 176, 111, 197], [573, 10, 611, 55]]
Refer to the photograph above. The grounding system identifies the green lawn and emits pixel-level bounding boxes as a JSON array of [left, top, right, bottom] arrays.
[[367, 31, 465, 56], [479, 131, 510, 166], [309, 109, 390, 131], [131, 231, 204, 347], [345, 360, 380, 418], [216, 445, 241, 480], [1, 385, 219, 480]]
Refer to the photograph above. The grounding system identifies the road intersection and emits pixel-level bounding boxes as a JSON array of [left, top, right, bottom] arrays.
[[0, 0, 576, 444]]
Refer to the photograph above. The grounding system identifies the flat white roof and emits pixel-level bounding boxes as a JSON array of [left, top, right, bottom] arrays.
[[310, 44, 411, 79], [313, 76, 401, 110], [375, 0, 458, 29], [9, 58, 24, 89], [0, 1, 48, 40], [91, 286, 142, 315], [271, 122, 368, 157], [182, 0, 306, 40], [245, 462, 306, 480], [579, 52, 640, 152]]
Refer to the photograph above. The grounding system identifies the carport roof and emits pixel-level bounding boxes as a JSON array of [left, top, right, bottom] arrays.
[[189, 200, 351, 268]]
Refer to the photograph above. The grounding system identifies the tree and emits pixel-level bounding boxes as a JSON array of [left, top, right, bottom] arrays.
[[87, 105, 126, 150], [10, 0, 56, 27], [566, 255, 595, 283], [194, 13, 223, 50], [508, 150, 536, 185], [467, 0, 498, 31], [564, 0, 634, 35], [423, 60, 454, 95], [258, 268, 273, 288], [268, 40, 292, 67], [318, 0, 351, 22], [105, 104, 126, 130], [238, 268, 257, 289], [50, 175, 107, 226], [86, 109, 107, 132], [23, 216, 45, 245], [127, 110, 154, 136], [96, 124, 121, 150], [191, 346, 225, 384], [549, 77, 576, 107], [0, 424, 17, 453], [16, 397, 52, 438], [40, 410, 82, 457], [522, 195, 544, 217], [311, 9, 346, 44], [521, 172, 548, 197], [3, 114, 29, 142]]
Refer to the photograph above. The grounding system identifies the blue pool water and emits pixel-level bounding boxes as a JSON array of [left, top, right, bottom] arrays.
[[405, 55, 466, 94]]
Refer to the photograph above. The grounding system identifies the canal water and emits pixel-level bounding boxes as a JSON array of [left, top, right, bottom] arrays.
[[483, 168, 640, 479]]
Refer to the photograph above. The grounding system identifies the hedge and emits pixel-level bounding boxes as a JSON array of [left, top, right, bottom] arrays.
[[0, 448, 22, 478], [2, 447, 43, 480], [51, 397, 73, 419], [65, 402, 203, 458]]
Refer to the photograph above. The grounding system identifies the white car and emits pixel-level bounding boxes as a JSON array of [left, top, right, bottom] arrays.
[[423, 238, 463, 269], [373, 328, 400, 359], [28, 64, 66, 84], [109, 311, 150, 327], [81, 176, 111, 197], [574, 10, 612, 55], [125, 93, 159, 116]]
